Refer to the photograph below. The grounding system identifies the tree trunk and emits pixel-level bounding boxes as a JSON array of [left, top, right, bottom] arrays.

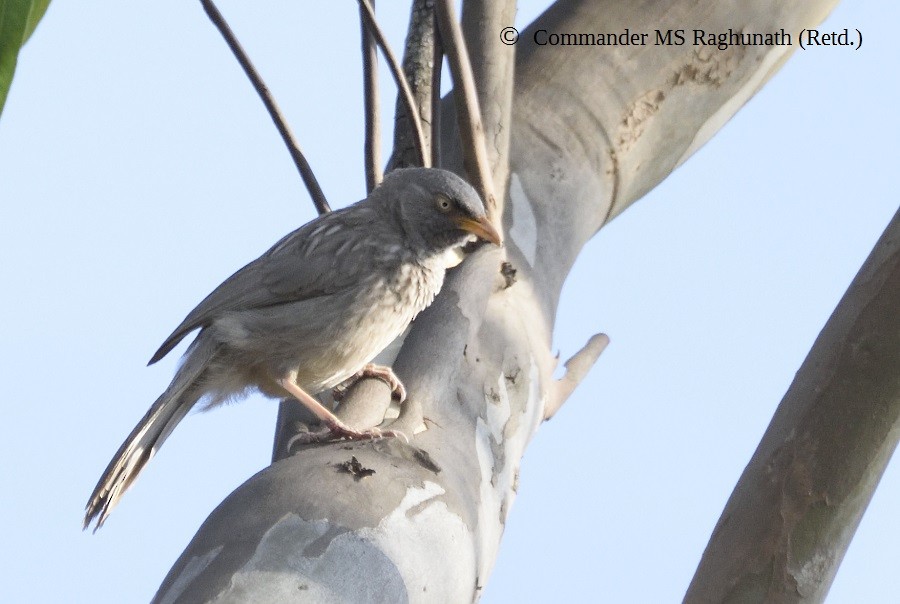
[[152, 1, 871, 602]]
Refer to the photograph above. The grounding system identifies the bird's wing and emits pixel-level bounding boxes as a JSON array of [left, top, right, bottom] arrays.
[[148, 205, 388, 364]]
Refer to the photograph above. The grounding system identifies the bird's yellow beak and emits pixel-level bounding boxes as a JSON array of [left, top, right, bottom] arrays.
[[455, 215, 503, 246]]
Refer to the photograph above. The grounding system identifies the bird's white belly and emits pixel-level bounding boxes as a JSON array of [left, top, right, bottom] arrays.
[[296, 263, 444, 392]]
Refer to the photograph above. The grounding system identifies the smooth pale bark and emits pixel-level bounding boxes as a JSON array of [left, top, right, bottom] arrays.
[[685, 208, 900, 603], [153, 1, 853, 602]]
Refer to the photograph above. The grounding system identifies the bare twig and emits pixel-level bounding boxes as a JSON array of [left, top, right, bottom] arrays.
[[357, 0, 429, 168], [360, 1, 381, 192], [545, 333, 610, 420], [200, 0, 330, 215], [434, 0, 497, 217], [460, 0, 516, 206], [431, 20, 443, 168]]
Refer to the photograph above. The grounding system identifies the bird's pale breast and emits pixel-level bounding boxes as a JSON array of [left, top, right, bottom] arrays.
[[298, 254, 446, 392], [207, 250, 447, 400]]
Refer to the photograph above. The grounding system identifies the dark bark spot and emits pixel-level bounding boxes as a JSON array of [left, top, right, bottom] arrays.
[[336, 456, 375, 481], [411, 447, 442, 474], [500, 261, 517, 288]]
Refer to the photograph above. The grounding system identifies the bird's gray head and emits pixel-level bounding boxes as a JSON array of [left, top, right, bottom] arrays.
[[374, 168, 502, 254]]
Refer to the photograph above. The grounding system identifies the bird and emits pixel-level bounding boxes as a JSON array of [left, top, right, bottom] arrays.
[[84, 167, 502, 531]]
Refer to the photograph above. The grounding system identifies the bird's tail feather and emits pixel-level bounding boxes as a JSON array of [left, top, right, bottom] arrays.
[[84, 345, 212, 531]]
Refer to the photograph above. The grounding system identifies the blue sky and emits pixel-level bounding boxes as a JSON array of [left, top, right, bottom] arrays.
[[0, 1, 896, 602]]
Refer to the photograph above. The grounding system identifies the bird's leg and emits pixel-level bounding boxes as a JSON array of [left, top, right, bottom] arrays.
[[278, 373, 401, 443], [333, 363, 407, 402]]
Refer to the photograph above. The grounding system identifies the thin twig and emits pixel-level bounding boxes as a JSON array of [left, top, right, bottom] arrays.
[[459, 0, 516, 209], [430, 17, 443, 168], [357, 0, 430, 168], [360, 1, 381, 192], [200, 0, 330, 215], [434, 0, 497, 216]]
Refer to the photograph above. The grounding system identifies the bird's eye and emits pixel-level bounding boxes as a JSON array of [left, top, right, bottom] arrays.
[[436, 196, 453, 212]]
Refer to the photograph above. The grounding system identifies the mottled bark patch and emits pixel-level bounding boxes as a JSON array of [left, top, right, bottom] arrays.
[[617, 89, 665, 152]]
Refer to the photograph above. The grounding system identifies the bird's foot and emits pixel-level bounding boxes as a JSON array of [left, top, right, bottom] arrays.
[[278, 373, 408, 452], [287, 419, 409, 449], [333, 364, 406, 402]]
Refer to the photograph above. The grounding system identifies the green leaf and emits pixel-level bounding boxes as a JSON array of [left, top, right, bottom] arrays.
[[0, 0, 51, 118]]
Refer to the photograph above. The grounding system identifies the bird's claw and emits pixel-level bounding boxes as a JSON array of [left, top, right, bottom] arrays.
[[286, 422, 409, 451], [333, 364, 407, 402]]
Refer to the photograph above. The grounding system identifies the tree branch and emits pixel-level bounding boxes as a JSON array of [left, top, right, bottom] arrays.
[[545, 333, 610, 420], [460, 0, 517, 207], [357, 0, 429, 168], [685, 207, 900, 602], [199, 0, 330, 215], [156, 2, 849, 601], [434, 0, 498, 218], [360, 1, 381, 192], [430, 23, 443, 168], [389, 0, 439, 170]]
